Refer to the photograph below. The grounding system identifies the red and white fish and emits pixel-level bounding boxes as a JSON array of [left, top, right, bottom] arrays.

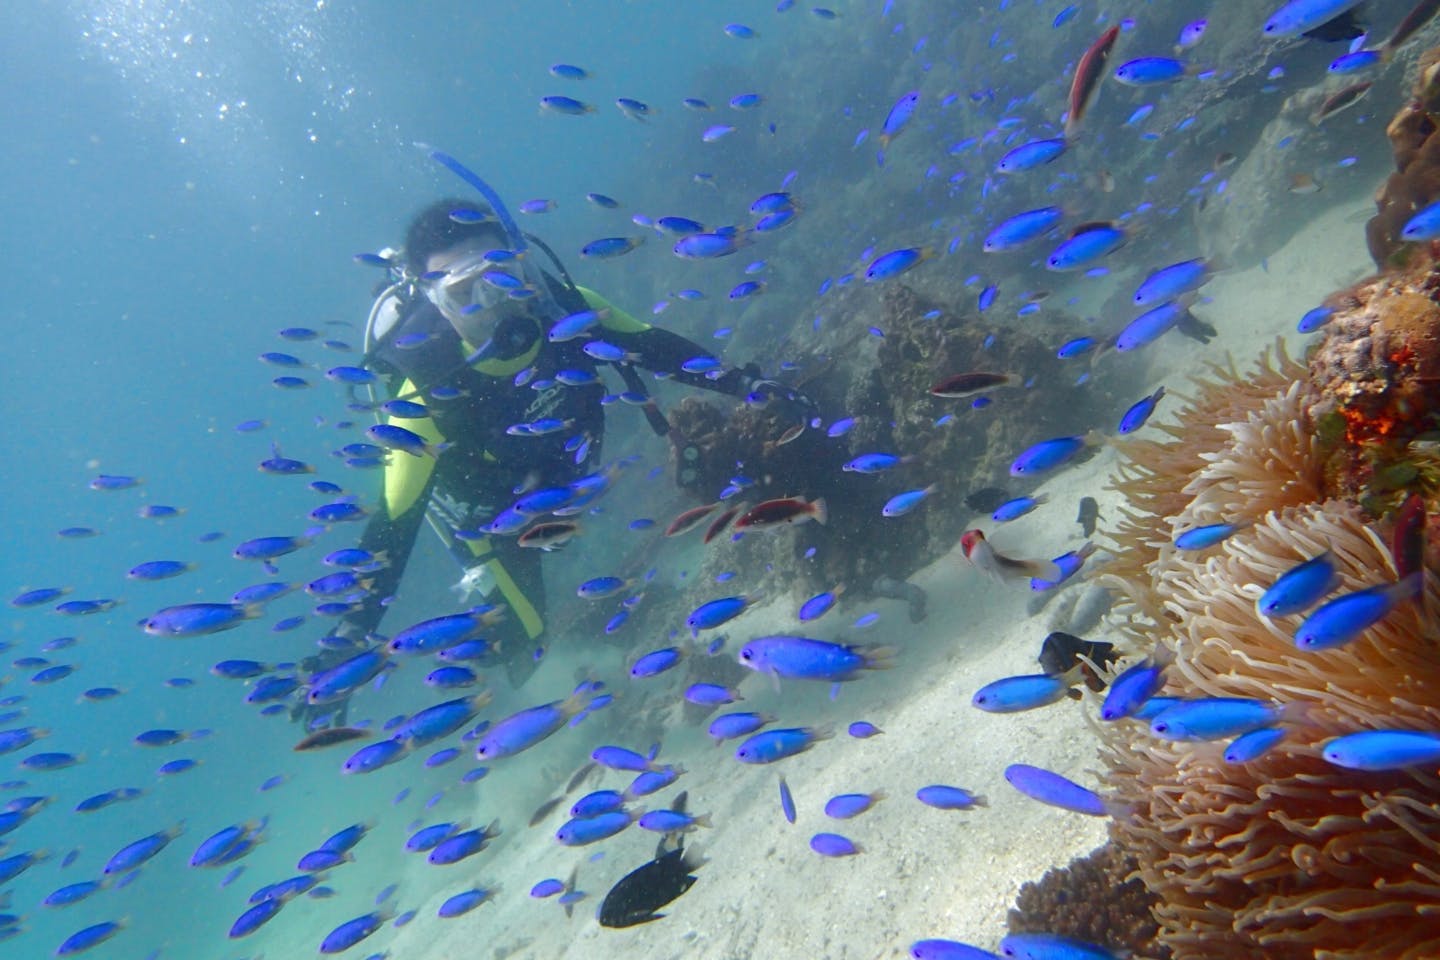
[[960, 529, 1062, 584]]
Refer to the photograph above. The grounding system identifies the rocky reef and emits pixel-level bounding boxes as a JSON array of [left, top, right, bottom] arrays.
[[666, 280, 1111, 598]]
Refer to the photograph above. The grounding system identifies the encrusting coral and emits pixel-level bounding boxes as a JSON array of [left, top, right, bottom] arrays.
[[1006, 843, 1171, 960], [1095, 343, 1440, 959]]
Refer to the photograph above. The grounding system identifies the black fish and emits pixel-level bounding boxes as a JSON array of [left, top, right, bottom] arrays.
[[1076, 497, 1101, 538], [1303, 7, 1366, 42], [598, 844, 704, 928], [963, 486, 1010, 513], [1039, 631, 1118, 692]]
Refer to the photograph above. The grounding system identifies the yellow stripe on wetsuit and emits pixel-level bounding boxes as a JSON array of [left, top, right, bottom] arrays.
[[379, 287, 644, 640]]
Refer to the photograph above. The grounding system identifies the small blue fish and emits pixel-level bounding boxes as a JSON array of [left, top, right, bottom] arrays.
[[1100, 649, 1171, 721], [1174, 521, 1247, 550], [1134, 259, 1211, 306], [556, 810, 633, 846], [475, 687, 596, 760], [1003, 764, 1117, 817], [687, 595, 755, 636], [798, 589, 842, 622], [438, 888, 494, 918], [1117, 386, 1166, 434], [779, 777, 797, 824], [735, 726, 831, 764], [1114, 57, 1189, 85], [865, 247, 932, 282], [844, 452, 908, 473], [56, 920, 125, 956], [823, 791, 885, 819], [1329, 49, 1380, 74], [581, 236, 645, 259], [1224, 726, 1286, 764], [577, 576, 633, 600], [992, 495, 1046, 522], [1149, 698, 1290, 742], [1322, 730, 1440, 771], [738, 636, 894, 682], [550, 63, 588, 80], [971, 672, 1078, 713], [996, 138, 1066, 174], [915, 785, 987, 810], [143, 602, 260, 638], [1402, 199, 1440, 241], [637, 808, 712, 833], [1298, 305, 1335, 333], [883, 486, 935, 517], [999, 933, 1120, 960], [1294, 576, 1421, 650], [674, 232, 745, 260], [1115, 300, 1187, 352], [319, 910, 391, 954], [630, 646, 684, 678], [1046, 223, 1125, 271], [1057, 336, 1097, 359], [539, 95, 594, 116], [879, 90, 920, 146], [983, 206, 1064, 252], [1263, 0, 1365, 40], [1257, 552, 1340, 617], [1010, 434, 1097, 477], [810, 832, 862, 857], [708, 711, 773, 744]]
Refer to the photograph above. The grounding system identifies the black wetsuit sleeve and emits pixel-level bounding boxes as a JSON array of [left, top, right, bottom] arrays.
[[604, 326, 753, 396], [342, 470, 437, 639]]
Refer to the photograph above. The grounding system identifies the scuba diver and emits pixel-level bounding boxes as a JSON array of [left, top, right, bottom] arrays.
[[299, 180, 813, 717]]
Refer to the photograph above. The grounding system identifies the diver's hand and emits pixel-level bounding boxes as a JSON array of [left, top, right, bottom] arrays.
[[744, 378, 819, 422]]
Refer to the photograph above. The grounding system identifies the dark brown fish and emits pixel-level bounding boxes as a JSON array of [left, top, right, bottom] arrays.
[[1383, 0, 1440, 60], [1065, 26, 1120, 139], [928, 372, 1022, 399], [1288, 172, 1321, 195], [1038, 631, 1119, 692], [703, 504, 744, 544], [733, 497, 827, 531], [1076, 497, 1101, 538], [664, 502, 720, 537], [1213, 151, 1237, 171], [1311, 81, 1372, 125], [517, 520, 581, 550], [293, 726, 372, 752], [963, 487, 1010, 513]]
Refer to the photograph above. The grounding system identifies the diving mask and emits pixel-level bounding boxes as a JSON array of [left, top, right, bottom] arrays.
[[423, 250, 536, 340]]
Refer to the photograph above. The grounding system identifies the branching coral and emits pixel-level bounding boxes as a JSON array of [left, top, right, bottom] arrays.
[[1097, 351, 1440, 960]]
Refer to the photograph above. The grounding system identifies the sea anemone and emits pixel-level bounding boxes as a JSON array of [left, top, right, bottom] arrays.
[[1096, 346, 1440, 959]]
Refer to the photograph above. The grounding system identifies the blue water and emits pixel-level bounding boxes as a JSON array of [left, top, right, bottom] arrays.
[[0, 0, 1417, 957]]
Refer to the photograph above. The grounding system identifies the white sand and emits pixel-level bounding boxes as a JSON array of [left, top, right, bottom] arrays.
[[354, 200, 1378, 960]]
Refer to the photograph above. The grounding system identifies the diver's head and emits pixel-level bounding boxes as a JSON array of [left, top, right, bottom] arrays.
[[405, 198, 540, 348]]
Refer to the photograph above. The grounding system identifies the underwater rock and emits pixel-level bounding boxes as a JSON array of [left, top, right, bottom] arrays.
[[1368, 46, 1440, 267], [1098, 344, 1440, 959], [1006, 842, 1169, 960], [1304, 251, 1440, 512]]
